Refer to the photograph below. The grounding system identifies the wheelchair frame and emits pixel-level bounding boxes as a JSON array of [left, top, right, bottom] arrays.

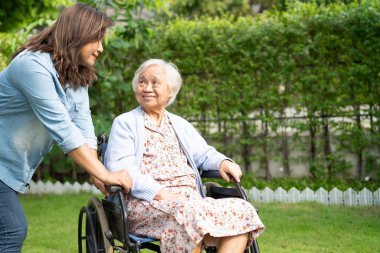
[[78, 134, 261, 253]]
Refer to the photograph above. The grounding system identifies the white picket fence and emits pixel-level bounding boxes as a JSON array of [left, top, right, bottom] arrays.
[[246, 186, 380, 206], [24, 180, 380, 206]]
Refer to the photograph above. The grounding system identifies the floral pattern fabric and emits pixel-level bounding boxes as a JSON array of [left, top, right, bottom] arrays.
[[126, 112, 265, 252]]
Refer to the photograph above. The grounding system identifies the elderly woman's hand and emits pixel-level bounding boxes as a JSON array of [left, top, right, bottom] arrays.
[[218, 160, 243, 183], [154, 190, 186, 201]]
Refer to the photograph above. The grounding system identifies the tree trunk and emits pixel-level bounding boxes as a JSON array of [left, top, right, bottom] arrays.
[[322, 115, 332, 179], [369, 103, 374, 133], [280, 106, 290, 176], [241, 120, 251, 172], [72, 164, 78, 181], [350, 80, 364, 180], [308, 112, 317, 178], [281, 126, 290, 176], [201, 110, 207, 136], [35, 166, 42, 181], [354, 104, 363, 180], [222, 119, 228, 149], [260, 111, 271, 179]]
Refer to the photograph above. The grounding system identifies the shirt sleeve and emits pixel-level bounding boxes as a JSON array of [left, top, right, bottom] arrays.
[[104, 115, 163, 202], [10, 53, 86, 154], [67, 86, 97, 150]]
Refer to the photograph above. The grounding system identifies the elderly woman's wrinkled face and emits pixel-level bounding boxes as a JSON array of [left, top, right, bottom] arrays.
[[136, 65, 171, 112]]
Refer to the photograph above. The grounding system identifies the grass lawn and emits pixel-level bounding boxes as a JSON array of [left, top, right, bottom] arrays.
[[19, 193, 380, 253]]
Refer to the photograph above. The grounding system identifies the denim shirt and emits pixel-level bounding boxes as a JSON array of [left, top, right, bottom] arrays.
[[0, 50, 97, 193]]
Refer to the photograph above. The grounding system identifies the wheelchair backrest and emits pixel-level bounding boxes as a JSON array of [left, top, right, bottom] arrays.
[[97, 133, 108, 163]]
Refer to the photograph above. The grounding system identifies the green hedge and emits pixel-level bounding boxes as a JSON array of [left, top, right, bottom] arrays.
[[206, 173, 380, 191], [2, 1, 380, 182], [106, 0, 379, 180], [36, 1, 380, 181]]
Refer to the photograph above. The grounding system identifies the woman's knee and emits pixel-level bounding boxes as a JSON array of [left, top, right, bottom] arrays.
[[0, 181, 28, 250], [0, 209, 27, 252], [14, 215, 28, 241]]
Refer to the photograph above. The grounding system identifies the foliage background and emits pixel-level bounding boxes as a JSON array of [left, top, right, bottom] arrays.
[[1, 0, 379, 188]]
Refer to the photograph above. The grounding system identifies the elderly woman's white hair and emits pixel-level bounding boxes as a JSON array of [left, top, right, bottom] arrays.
[[132, 59, 182, 107]]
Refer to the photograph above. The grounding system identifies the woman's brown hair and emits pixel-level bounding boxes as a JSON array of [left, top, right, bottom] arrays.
[[13, 3, 114, 88]]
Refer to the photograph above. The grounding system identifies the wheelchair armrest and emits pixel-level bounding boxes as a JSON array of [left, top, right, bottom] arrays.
[[200, 170, 222, 179], [200, 170, 248, 201], [204, 182, 241, 199]]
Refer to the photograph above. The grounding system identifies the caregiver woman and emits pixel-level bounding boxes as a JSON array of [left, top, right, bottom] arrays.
[[0, 3, 132, 252]]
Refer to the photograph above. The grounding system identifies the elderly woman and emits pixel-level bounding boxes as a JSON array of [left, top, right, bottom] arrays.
[[104, 59, 264, 253]]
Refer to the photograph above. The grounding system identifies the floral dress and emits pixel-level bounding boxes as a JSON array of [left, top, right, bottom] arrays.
[[125, 113, 265, 252]]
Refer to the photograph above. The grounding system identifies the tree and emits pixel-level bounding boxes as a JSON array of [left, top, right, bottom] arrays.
[[0, 0, 69, 33]]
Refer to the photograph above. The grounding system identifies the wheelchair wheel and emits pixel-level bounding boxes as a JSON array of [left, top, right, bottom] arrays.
[[78, 197, 113, 253]]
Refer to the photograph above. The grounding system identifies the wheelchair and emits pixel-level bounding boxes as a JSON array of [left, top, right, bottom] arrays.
[[78, 134, 261, 253]]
